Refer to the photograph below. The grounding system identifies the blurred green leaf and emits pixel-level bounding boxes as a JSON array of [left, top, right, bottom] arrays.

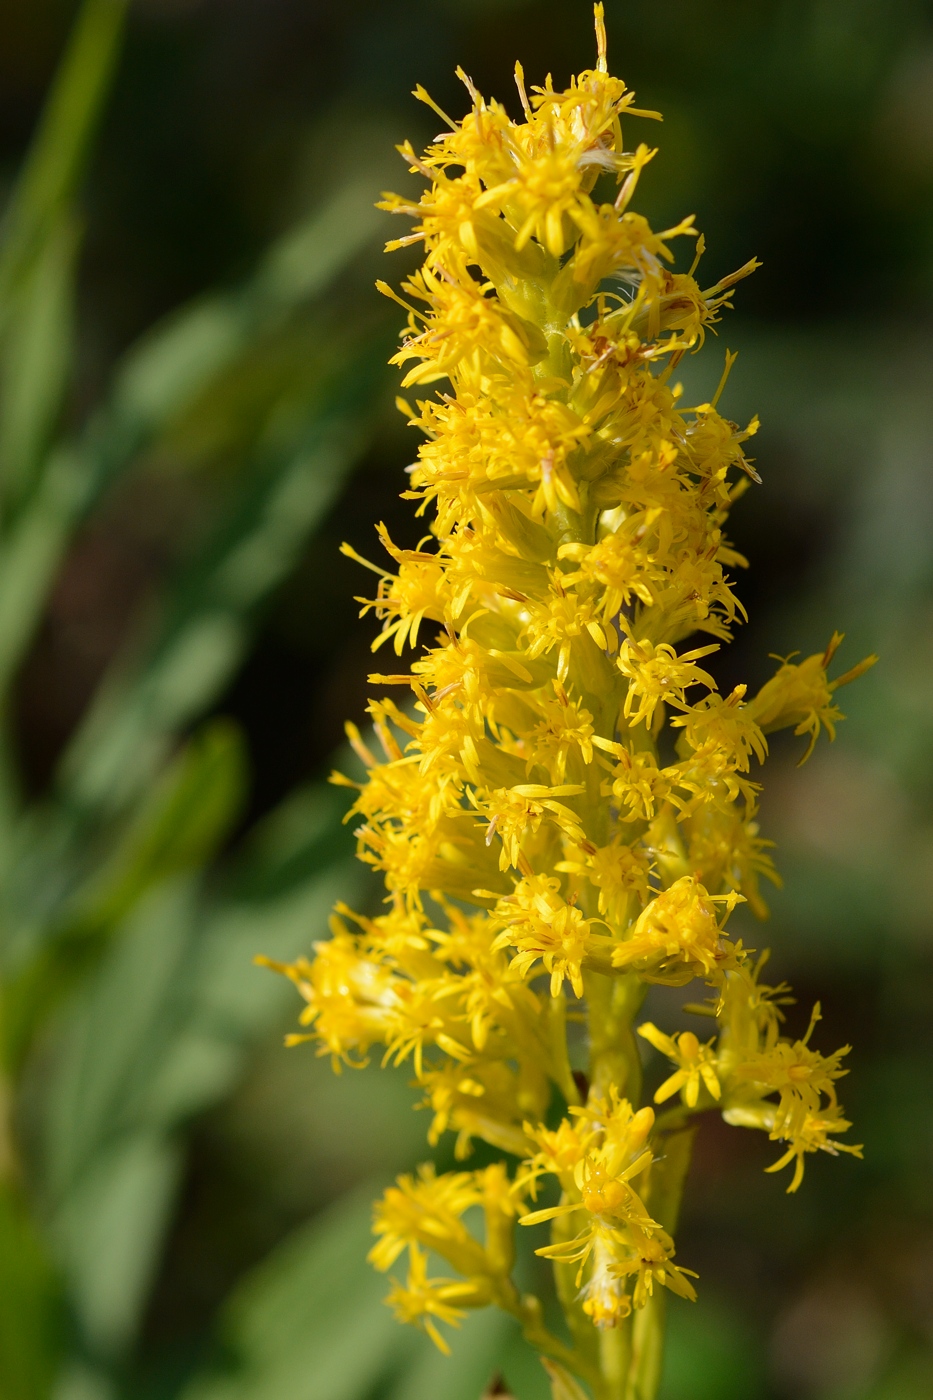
[[180, 1186, 417, 1400], [0, 438, 86, 699], [0, 0, 126, 329], [68, 719, 248, 932], [35, 767, 364, 1367], [180, 1177, 521, 1400], [0, 213, 79, 512], [4, 721, 247, 1065], [53, 1360, 116, 1400], [57, 370, 380, 821], [384, 1309, 515, 1400], [0, 173, 384, 704], [51, 1131, 182, 1360], [0, 0, 126, 694], [0, 1184, 64, 1400], [42, 879, 196, 1202], [35, 783, 357, 1166], [657, 1297, 765, 1400], [117, 175, 384, 436], [226, 779, 356, 903]]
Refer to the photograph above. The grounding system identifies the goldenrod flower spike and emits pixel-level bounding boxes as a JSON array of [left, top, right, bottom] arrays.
[[262, 8, 870, 1396]]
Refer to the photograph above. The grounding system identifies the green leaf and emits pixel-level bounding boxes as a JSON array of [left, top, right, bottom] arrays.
[[67, 719, 248, 933], [0, 1183, 64, 1400], [49, 1132, 182, 1359], [0, 0, 126, 327], [0, 213, 79, 512], [42, 880, 198, 1201], [37, 779, 364, 1362], [3, 722, 247, 1066], [52, 1361, 116, 1400], [182, 1191, 520, 1400], [114, 176, 383, 434], [180, 1186, 419, 1400], [0, 440, 87, 698], [0, 0, 126, 690], [179, 1174, 518, 1400], [540, 1359, 591, 1400], [218, 772, 356, 903], [39, 782, 360, 1200], [190, 863, 363, 1057], [384, 1309, 515, 1400], [56, 364, 381, 821], [0, 176, 384, 704]]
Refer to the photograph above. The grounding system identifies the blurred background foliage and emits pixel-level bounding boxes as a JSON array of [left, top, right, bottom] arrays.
[[0, 1, 931, 1398]]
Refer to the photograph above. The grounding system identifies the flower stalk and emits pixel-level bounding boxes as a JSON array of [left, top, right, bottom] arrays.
[[262, 10, 875, 1396]]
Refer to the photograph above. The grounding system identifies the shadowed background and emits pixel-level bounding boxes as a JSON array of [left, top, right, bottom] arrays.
[[1, 2, 932, 1399]]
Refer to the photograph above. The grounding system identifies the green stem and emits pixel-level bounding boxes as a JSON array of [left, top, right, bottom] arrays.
[[625, 1293, 664, 1400], [626, 1127, 697, 1400], [502, 1288, 602, 1392], [599, 1322, 631, 1400], [585, 970, 645, 1104], [0, 987, 20, 1185]]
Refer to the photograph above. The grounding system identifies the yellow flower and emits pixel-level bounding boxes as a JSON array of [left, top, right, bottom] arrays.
[[748, 631, 876, 762], [638, 1023, 722, 1108], [419, 1058, 540, 1160], [526, 685, 595, 783], [492, 873, 610, 997], [732, 1003, 852, 1148], [557, 835, 652, 927], [520, 1092, 695, 1328], [262, 8, 871, 1389], [477, 782, 586, 873], [370, 1165, 489, 1276], [672, 685, 767, 773], [611, 875, 744, 984], [386, 1244, 492, 1354], [616, 638, 719, 729], [764, 1106, 864, 1194]]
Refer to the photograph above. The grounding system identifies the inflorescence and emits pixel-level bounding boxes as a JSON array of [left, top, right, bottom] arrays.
[[262, 10, 874, 1396]]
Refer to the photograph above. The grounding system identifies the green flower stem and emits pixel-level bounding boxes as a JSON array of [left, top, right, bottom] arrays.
[[585, 971, 645, 1108]]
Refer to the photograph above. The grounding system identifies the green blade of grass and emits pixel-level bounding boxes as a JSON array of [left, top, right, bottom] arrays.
[[179, 1187, 419, 1400], [57, 344, 385, 822], [0, 1185, 65, 1400], [0, 0, 127, 697], [38, 779, 364, 1365], [0, 213, 79, 515], [41, 785, 360, 1203], [0, 0, 126, 329], [2, 721, 247, 1067], [0, 176, 384, 705]]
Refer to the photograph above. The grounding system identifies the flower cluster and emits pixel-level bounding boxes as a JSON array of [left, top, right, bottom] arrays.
[[263, 9, 874, 1395], [520, 1091, 697, 1331]]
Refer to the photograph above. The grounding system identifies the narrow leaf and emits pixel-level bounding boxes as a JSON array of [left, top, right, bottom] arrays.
[[49, 1132, 181, 1359], [0, 1183, 64, 1400], [3, 722, 246, 1066], [180, 1187, 418, 1400], [58, 366, 380, 820], [542, 1358, 591, 1400], [0, 177, 384, 702], [0, 0, 126, 324], [0, 213, 78, 510]]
